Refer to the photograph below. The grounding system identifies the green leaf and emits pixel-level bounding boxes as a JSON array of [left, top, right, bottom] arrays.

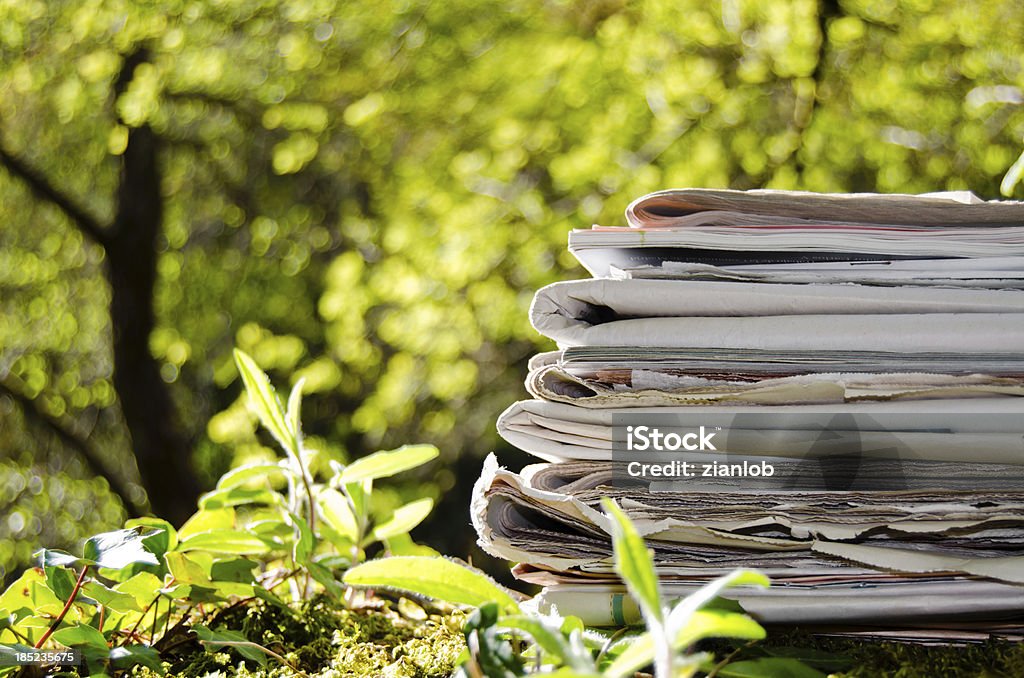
[[164, 552, 211, 585], [339, 445, 439, 484], [193, 625, 267, 667], [216, 462, 287, 490], [345, 480, 370, 524], [665, 569, 769, 637], [51, 623, 108, 651], [36, 549, 81, 569], [601, 498, 661, 625], [286, 378, 305, 442], [161, 583, 225, 604], [164, 552, 253, 600], [306, 561, 346, 599], [603, 610, 765, 678], [108, 644, 165, 674], [199, 486, 284, 510], [289, 513, 314, 564], [675, 609, 765, 646], [178, 508, 236, 540], [318, 487, 359, 541], [209, 558, 258, 584], [124, 518, 178, 556], [114, 573, 163, 608], [178, 530, 271, 555], [253, 586, 290, 613], [372, 498, 433, 540], [81, 581, 141, 613], [497, 616, 594, 672], [344, 556, 518, 613], [83, 528, 160, 570], [384, 532, 440, 557], [1001, 145, 1024, 197], [234, 349, 293, 453], [715, 657, 825, 678], [44, 566, 78, 603], [250, 519, 295, 544], [0, 570, 65, 643]]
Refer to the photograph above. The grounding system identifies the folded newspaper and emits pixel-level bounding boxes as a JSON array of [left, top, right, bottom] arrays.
[[570, 188, 1024, 276], [530, 278, 1024, 350], [477, 188, 1024, 637], [472, 456, 1024, 628], [496, 399, 1024, 464]]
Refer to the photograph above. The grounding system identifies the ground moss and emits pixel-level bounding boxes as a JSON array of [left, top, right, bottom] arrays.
[[126, 596, 466, 678]]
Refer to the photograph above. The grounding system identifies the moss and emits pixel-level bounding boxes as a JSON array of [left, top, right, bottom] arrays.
[[131, 596, 466, 678]]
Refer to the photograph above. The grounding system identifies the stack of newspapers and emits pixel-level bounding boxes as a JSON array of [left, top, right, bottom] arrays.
[[472, 188, 1024, 640]]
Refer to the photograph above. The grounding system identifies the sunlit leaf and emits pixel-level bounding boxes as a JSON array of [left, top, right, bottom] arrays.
[[665, 569, 769, 637], [344, 556, 518, 613], [1000, 146, 1024, 197], [603, 610, 765, 677], [339, 445, 439, 484], [215, 462, 288, 491], [372, 498, 433, 540], [81, 581, 141, 613], [51, 623, 108, 651], [178, 530, 271, 555], [199, 486, 284, 509], [83, 528, 160, 570], [177, 509, 236, 540], [601, 498, 661, 625], [286, 378, 305, 442], [318, 487, 359, 541], [233, 349, 293, 453]]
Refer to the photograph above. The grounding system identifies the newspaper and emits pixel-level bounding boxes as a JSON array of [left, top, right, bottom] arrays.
[[472, 456, 1024, 582], [569, 189, 1024, 276], [528, 364, 1024, 407], [611, 257, 1024, 288], [624, 189, 1022, 228], [496, 398, 1024, 463], [479, 188, 1024, 634], [529, 278, 1024, 349]]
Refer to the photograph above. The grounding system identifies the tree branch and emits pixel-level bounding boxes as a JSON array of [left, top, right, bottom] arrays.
[[0, 141, 111, 247], [0, 381, 144, 518]]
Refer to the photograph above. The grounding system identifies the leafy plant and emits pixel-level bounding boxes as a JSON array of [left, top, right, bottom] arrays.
[[343, 499, 799, 677], [0, 350, 441, 677]]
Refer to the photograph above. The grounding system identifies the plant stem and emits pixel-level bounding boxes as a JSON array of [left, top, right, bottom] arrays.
[[651, 620, 673, 678], [705, 640, 756, 678], [150, 595, 160, 645], [295, 449, 317, 536], [128, 594, 161, 641], [595, 625, 631, 664], [35, 565, 89, 648]]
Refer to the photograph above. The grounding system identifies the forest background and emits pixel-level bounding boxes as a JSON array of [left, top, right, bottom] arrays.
[[1, 0, 1023, 585]]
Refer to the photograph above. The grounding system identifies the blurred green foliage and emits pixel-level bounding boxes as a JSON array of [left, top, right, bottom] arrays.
[[1, 0, 1023, 582]]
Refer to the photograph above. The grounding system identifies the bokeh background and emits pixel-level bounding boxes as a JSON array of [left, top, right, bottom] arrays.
[[2, 0, 1023, 585]]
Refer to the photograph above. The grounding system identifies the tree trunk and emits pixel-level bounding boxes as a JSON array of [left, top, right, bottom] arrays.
[[104, 50, 201, 525]]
